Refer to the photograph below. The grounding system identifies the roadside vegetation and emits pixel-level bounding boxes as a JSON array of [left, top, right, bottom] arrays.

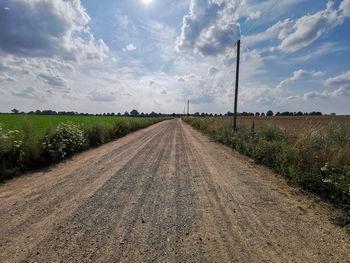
[[182, 116, 350, 221], [0, 115, 168, 181]]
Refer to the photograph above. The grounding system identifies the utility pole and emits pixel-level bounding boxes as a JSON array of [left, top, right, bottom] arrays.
[[187, 100, 190, 115], [233, 39, 240, 131]]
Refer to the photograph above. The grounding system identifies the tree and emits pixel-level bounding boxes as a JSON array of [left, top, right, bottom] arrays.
[[255, 112, 260, 116], [266, 110, 273, 116], [11, 109, 19, 114], [130, 109, 139, 117]]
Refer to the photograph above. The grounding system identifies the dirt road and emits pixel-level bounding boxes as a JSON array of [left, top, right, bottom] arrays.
[[0, 119, 349, 262]]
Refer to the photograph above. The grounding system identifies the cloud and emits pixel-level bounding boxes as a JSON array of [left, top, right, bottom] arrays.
[[303, 70, 350, 100], [277, 69, 324, 89], [324, 70, 350, 88], [289, 42, 348, 62], [278, 1, 350, 52], [243, 18, 294, 47], [191, 94, 215, 104], [0, 72, 16, 83], [12, 87, 39, 99], [176, 0, 240, 56], [208, 66, 218, 76], [0, 0, 108, 62], [123, 43, 137, 52], [39, 73, 67, 87], [88, 89, 116, 102], [160, 89, 167, 95]]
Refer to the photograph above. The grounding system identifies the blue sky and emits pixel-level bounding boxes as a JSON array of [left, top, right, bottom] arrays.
[[0, 0, 350, 114]]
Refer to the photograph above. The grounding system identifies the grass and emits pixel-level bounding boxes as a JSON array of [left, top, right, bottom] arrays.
[[0, 114, 145, 137], [0, 114, 170, 182], [183, 116, 350, 219]]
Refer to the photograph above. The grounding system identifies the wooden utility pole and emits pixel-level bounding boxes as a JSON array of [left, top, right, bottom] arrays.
[[187, 100, 190, 115], [233, 39, 240, 131]]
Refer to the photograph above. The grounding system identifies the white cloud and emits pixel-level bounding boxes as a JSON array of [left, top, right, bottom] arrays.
[[123, 43, 137, 52], [176, 0, 240, 56], [88, 89, 117, 102], [243, 19, 294, 47], [303, 70, 350, 100], [325, 70, 350, 88], [277, 69, 324, 89], [0, 0, 108, 62], [278, 1, 350, 52], [0, 72, 16, 83], [12, 87, 40, 100]]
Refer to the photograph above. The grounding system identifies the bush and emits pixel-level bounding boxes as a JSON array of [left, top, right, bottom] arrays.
[[42, 122, 86, 162], [84, 121, 106, 147], [0, 125, 24, 180]]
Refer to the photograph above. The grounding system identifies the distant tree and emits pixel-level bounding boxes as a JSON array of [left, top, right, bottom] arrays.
[[194, 112, 200, 116], [275, 112, 280, 116], [261, 112, 265, 116], [124, 111, 130, 117], [130, 109, 139, 116], [255, 112, 260, 116], [117, 112, 121, 116], [149, 111, 158, 117], [266, 110, 273, 116], [296, 111, 303, 116], [11, 109, 19, 114]]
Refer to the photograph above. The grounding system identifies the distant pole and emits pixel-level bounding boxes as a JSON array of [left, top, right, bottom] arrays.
[[233, 39, 240, 131], [187, 99, 190, 115]]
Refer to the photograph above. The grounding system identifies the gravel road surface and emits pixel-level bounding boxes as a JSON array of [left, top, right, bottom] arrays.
[[0, 119, 349, 262]]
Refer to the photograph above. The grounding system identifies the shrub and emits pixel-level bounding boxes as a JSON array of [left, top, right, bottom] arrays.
[[84, 121, 106, 147], [42, 122, 86, 162], [257, 123, 285, 142], [0, 125, 24, 180]]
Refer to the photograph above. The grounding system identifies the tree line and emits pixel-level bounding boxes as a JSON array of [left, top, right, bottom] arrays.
[[8, 109, 331, 117], [194, 110, 326, 117], [8, 109, 184, 117]]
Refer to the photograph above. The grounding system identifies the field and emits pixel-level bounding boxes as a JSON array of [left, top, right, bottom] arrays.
[[183, 115, 350, 214], [0, 114, 146, 136], [236, 115, 350, 134], [0, 114, 169, 181]]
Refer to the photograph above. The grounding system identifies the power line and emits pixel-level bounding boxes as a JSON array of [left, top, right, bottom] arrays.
[[242, 0, 281, 36]]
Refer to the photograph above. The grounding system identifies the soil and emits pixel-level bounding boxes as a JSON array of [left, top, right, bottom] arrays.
[[0, 119, 349, 262]]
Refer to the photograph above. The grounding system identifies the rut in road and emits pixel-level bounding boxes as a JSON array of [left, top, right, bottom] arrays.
[[0, 119, 349, 263]]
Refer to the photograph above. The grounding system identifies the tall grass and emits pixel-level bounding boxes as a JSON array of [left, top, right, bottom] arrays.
[[0, 117, 167, 182], [183, 117, 350, 212]]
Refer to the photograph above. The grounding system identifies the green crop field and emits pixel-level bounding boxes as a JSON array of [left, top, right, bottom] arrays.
[[0, 114, 146, 136]]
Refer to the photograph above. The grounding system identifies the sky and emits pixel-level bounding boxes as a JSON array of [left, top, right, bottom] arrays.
[[0, 0, 350, 114]]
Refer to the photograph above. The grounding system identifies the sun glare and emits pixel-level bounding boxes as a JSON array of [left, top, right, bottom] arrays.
[[141, 0, 153, 4]]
